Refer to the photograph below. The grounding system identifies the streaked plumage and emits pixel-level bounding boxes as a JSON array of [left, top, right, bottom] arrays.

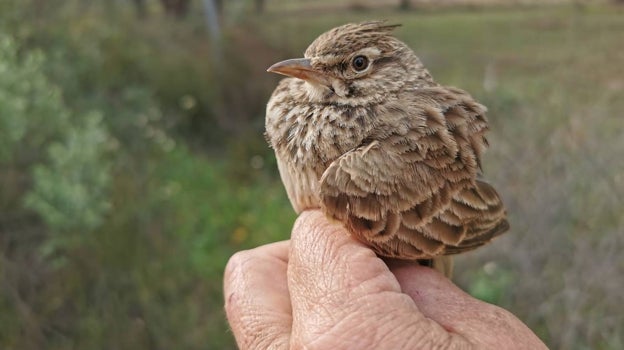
[[265, 22, 509, 277]]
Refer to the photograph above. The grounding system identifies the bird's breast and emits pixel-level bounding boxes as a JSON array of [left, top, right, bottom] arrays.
[[266, 86, 377, 211]]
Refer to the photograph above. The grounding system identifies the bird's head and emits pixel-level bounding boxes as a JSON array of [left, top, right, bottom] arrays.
[[267, 21, 433, 104]]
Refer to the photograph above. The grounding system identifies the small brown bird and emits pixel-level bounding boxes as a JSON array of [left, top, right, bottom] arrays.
[[265, 21, 509, 277]]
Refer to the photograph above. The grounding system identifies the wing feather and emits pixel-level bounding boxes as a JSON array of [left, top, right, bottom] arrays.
[[319, 87, 509, 259]]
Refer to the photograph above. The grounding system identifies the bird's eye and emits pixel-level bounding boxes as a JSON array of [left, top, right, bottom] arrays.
[[351, 55, 369, 72]]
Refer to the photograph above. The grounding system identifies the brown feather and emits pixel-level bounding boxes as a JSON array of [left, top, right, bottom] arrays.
[[265, 22, 510, 277]]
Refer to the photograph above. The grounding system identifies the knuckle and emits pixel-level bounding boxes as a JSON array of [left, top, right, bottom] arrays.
[[224, 250, 249, 281], [481, 302, 515, 322], [224, 249, 263, 292], [223, 250, 255, 308]]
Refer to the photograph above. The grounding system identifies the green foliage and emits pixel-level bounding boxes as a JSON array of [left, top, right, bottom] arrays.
[[24, 112, 112, 235], [0, 38, 29, 161], [0, 36, 69, 163], [154, 147, 293, 278], [0, 33, 113, 260], [466, 262, 513, 305], [0, 3, 291, 346]]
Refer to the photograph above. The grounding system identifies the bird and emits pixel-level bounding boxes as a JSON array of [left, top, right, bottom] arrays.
[[264, 21, 509, 277]]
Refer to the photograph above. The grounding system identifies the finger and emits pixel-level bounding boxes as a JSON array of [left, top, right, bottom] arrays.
[[390, 262, 547, 350], [389, 261, 476, 328], [288, 210, 401, 303], [224, 241, 292, 350], [287, 211, 411, 343]]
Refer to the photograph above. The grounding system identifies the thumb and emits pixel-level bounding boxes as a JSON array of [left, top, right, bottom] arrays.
[[390, 262, 548, 350], [287, 210, 401, 307], [287, 210, 409, 345]]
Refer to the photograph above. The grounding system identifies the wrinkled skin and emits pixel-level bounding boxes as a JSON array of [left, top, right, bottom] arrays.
[[224, 211, 546, 350]]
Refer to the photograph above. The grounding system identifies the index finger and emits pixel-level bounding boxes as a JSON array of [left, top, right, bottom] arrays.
[[223, 241, 292, 349]]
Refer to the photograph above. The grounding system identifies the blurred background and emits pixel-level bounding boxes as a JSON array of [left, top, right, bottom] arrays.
[[0, 0, 622, 349]]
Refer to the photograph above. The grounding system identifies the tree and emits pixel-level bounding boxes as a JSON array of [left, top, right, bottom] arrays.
[[133, 0, 147, 18], [255, 0, 265, 13], [160, 0, 191, 18]]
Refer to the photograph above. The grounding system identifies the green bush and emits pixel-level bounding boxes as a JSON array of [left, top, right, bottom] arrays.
[[0, 37, 69, 164], [0, 6, 292, 346], [24, 112, 112, 247]]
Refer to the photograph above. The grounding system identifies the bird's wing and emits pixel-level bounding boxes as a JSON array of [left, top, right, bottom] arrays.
[[319, 86, 509, 259]]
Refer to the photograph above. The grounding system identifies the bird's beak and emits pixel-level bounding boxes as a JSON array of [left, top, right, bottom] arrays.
[[267, 58, 330, 86]]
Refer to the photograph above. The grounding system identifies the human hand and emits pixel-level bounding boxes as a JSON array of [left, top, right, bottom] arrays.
[[224, 210, 547, 349]]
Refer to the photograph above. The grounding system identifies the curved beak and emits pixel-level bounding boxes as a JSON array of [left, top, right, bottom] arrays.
[[267, 58, 330, 86]]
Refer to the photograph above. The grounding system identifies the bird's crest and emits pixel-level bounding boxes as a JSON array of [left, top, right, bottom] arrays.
[[305, 21, 402, 58]]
